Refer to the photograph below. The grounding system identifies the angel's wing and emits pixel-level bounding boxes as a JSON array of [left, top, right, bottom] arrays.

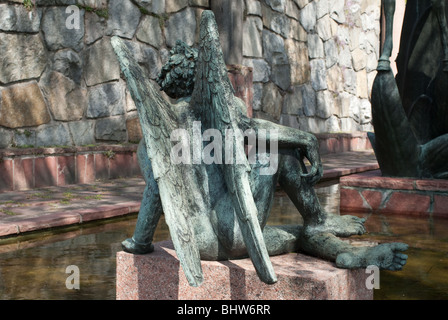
[[111, 36, 203, 287], [190, 11, 277, 284]]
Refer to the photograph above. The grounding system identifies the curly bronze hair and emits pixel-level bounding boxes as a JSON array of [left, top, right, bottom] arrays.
[[156, 40, 198, 99]]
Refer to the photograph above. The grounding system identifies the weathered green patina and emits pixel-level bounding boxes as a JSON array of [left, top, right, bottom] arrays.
[[112, 11, 408, 287], [372, 0, 448, 179]]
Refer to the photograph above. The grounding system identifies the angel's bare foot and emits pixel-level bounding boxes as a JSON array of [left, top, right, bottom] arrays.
[[305, 214, 367, 238], [336, 242, 409, 271], [122, 238, 154, 255]]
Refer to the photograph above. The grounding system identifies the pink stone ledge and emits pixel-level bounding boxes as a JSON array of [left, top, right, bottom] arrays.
[[116, 241, 373, 300], [0, 201, 141, 238], [340, 170, 448, 217], [322, 164, 379, 181]]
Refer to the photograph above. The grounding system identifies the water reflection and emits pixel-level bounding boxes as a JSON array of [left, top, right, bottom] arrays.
[[0, 181, 447, 300]]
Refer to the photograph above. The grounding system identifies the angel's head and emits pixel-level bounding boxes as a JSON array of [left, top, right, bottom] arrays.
[[156, 40, 198, 100]]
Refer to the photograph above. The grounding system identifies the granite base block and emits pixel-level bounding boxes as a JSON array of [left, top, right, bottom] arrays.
[[116, 241, 373, 300]]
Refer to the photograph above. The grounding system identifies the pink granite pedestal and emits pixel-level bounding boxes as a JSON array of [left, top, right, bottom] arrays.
[[116, 241, 373, 300]]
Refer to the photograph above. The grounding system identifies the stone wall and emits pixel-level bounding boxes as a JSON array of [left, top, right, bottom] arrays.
[[0, 0, 380, 149], [247, 0, 380, 133]]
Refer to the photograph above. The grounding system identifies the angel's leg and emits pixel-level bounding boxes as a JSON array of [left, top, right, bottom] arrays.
[[211, 153, 408, 271], [299, 232, 408, 271], [249, 118, 364, 235], [378, 0, 396, 71], [278, 155, 366, 237], [263, 225, 407, 271], [261, 157, 407, 270], [122, 140, 163, 254]]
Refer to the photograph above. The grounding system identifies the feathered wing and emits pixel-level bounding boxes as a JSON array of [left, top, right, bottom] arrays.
[[190, 11, 277, 284], [111, 36, 204, 287]]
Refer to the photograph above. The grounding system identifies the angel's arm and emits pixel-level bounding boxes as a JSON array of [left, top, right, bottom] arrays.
[[250, 117, 323, 185]]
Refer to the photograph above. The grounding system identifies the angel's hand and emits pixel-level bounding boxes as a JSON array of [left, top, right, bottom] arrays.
[[300, 139, 323, 186]]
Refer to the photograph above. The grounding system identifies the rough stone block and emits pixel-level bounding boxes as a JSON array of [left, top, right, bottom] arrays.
[[243, 16, 263, 58], [87, 82, 126, 119], [165, 7, 197, 48], [300, 1, 316, 32], [85, 11, 107, 45], [14, 130, 36, 148], [136, 15, 163, 48], [133, 0, 165, 14], [310, 59, 327, 91], [0, 4, 42, 32], [265, 0, 286, 13], [51, 50, 83, 85], [35, 123, 73, 148], [261, 4, 290, 38], [77, 0, 107, 8], [262, 82, 283, 120], [290, 18, 308, 41], [0, 128, 13, 149], [40, 71, 86, 122], [84, 38, 121, 87], [68, 121, 96, 146], [308, 34, 324, 59], [106, 0, 141, 39], [126, 117, 143, 143], [95, 116, 127, 142], [41, 7, 84, 52], [0, 33, 47, 84], [116, 241, 373, 300], [36, 0, 76, 5], [0, 81, 50, 129], [166, 0, 188, 13], [246, 0, 262, 16], [285, 39, 311, 85], [262, 29, 291, 90]]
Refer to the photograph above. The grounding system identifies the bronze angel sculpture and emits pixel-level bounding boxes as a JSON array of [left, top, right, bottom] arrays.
[[371, 0, 448, 178], [111, 11, 408, 287]]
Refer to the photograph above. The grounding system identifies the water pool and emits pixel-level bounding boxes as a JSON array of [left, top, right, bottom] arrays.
[[0, 181, 447, 300]]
